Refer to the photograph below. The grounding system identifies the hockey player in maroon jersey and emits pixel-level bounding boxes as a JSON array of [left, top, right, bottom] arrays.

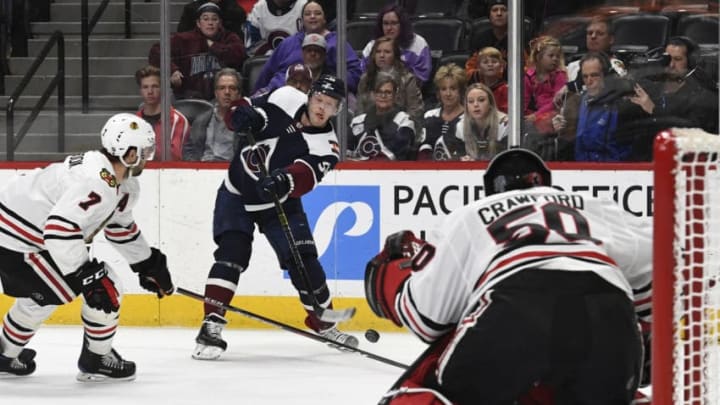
[[0, 113, 175, 380], [365, 148, 652, 404], [192, 74, 358, 360]]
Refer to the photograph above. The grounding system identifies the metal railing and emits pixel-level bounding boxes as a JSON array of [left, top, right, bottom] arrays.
[[5, 30, 64, 161], [81, 0, 132, 112], [0, 0, 10, 95]]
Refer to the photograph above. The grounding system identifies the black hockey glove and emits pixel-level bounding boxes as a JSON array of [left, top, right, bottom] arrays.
[[257, 169, 293, 201], [130, 248, 175, 298], [230, 105, 265, 133], [364, 231, 435, 326], [74, 260, 120, 314]]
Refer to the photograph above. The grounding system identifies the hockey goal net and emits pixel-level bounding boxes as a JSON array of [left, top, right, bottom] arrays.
[[654, 128, 720, 405]]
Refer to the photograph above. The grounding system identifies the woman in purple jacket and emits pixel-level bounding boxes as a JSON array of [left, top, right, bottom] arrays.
[[252, 1, 361, 95], [360, 4, 432, 84]]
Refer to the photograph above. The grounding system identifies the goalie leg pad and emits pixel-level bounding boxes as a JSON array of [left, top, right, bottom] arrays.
[[381, 333, 454, 403], [382, 385, 454, 405]]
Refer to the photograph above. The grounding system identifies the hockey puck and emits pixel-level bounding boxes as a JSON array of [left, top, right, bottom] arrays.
[[364, 329, 380, 343]]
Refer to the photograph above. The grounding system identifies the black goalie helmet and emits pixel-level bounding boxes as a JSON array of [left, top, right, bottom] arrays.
[[483, 148, 552, 196]]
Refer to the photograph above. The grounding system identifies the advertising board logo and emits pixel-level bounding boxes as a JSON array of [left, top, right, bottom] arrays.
[[303, 185, 380, 280]]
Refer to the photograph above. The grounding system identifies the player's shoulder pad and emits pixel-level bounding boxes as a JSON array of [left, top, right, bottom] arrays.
[[393, 111, 414, 129], [424, 107, 441, 119], [268, 85, 306, 117], [69, 151, 119, 189]]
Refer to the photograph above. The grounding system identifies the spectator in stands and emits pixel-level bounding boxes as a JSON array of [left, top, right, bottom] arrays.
[[177, 0, 247, 38], [417, 63, 467, 161], [459, 82, 508, 161], [254, 33, 331, 99], [183, 68, 243, 161], [357, 36, 424, 136], [360, 4, 432, 84], [555, 53, 640, 162], [553, 15, 626, 106], [245, 0, 306, 56], [524, 35, 567, 135], [620, 36, 719, 161], [348, 72, 415, 161], [253, 1, 361, 94], [468, 47, 508, 113], [252, 63, 314, 105], [149, 2, 246, 100], [135, 65, 191, 161], [467, 0, 507, 73]]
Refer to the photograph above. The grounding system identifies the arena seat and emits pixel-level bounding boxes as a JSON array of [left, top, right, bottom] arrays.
[[539, 15, 591, 53], [676, 13, 719, 46], [406, 0, 457, 18], [412, 17, 467, 57], [611, 13, 671, 53], [347, 19, 377, 52], [351, 0, 397, 20], [173, 99, 214, 125], [241, 55, 270, 95]]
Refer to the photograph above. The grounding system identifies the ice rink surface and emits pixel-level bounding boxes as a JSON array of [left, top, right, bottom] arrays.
[[0, 326, 426, 405]]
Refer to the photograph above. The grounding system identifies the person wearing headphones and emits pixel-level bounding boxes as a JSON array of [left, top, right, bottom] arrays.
[[553, 52, 648, 162], [620, 36, 719, 161]]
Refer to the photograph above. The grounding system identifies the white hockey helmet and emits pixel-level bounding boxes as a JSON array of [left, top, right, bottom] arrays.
[[100, 113, 156, 167]]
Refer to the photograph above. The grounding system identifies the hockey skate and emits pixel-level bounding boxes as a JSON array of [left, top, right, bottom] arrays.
[[319, 326, 359, 351], [192, 313, 228, 360], [77, 343, 136, 382], [305, 312, 358, 351], [0, 348, 37, 377]]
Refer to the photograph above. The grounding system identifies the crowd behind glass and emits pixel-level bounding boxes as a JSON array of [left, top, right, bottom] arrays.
[[134, 0, 719, 162]]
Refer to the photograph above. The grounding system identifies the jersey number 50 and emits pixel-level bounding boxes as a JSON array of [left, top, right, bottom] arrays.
[[487, 203, 602, 247]]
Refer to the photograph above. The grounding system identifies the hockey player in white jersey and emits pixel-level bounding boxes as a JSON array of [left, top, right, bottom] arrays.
[[365, 148, 651, 404], [0, 113, 175, 381]]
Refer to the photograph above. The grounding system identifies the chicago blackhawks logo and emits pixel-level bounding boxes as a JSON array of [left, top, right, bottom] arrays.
[[99, 168, 117, 187]]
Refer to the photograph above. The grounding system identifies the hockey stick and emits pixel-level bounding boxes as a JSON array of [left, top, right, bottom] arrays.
[[244, 130, 355, 323], [177, 287, 408, 369]]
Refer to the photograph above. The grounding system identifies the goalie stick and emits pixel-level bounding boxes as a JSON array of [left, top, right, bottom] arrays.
[[244, 130, 356, 323], [177, 287, 408, 369]]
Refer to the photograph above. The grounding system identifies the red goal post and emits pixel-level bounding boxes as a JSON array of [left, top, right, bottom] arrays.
[[653, 128, 720, 405]]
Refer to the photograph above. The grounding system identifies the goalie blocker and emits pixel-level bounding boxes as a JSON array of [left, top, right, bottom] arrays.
[[364, 148, 651, 404]]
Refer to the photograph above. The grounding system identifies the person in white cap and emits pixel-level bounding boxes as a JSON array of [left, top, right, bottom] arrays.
[[253, 32, 331, 98]]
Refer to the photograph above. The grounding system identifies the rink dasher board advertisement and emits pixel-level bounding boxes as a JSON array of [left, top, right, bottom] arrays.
[[0, 166, 654, 299]]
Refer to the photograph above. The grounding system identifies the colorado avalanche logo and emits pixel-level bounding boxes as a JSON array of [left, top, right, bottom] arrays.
[[357, 136, 382, 158], [253, 30, 292, 55], [242, 145, 270, 176], [433, 144, 450, 161]]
